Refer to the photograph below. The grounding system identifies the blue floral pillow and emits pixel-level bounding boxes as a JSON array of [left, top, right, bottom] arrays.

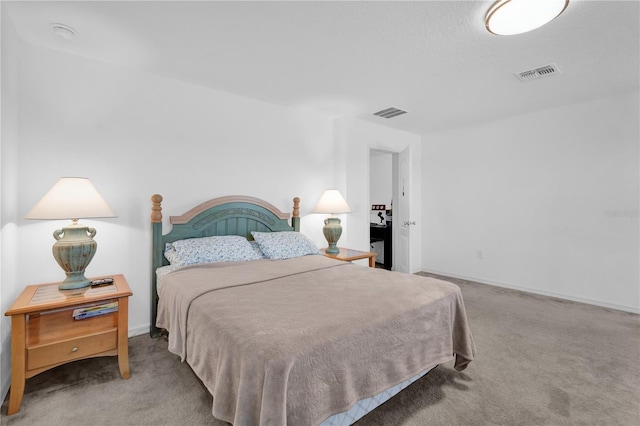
[[164, 235, 263, 267], [249, 241, 265, 258], [251, 231, 320, 260]]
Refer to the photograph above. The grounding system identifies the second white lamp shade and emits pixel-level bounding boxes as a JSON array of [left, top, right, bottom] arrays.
[[312, 189, 351, 215]]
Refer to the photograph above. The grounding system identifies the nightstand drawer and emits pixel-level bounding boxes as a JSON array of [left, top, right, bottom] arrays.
[[27, 329, 117, 370]]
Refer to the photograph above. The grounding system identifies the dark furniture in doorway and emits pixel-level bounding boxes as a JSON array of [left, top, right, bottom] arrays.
[[370, 223, 392, 270]]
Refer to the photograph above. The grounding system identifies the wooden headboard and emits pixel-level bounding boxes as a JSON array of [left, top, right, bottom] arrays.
[[150, 194, 301, 337]]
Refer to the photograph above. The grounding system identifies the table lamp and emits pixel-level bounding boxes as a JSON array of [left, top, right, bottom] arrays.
[[312, 189, 351, 254], [25, 177, 117, 290]]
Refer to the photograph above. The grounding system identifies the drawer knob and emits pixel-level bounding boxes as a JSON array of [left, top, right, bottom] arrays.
[[71, 347, 78, 352]]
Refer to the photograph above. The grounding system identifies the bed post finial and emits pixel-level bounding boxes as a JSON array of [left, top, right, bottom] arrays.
[[151, 194, 163, 223], [292, 197, 300, 218], [291, 197, 301, 232]]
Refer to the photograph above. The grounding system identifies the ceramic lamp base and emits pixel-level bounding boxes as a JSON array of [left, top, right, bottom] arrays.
[[322, 216, 342, 254], [59, 272, 92, 290], [52, 222, 97, 290]]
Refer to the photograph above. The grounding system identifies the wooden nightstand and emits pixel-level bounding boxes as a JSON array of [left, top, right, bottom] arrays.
[[321, 247, 377, 268], [4, 274, 132, 415]]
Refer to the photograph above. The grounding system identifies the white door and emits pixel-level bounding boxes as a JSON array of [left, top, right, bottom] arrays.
[[395, 146, 411, 273]]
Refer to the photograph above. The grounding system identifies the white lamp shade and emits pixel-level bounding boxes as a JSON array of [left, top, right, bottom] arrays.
[[313, 190, 351, 215], [486, 0, 569, 36], [25, 177, 117, 220]]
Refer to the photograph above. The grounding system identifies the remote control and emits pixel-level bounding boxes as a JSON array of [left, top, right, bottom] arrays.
[[90, 278, 114, 287]]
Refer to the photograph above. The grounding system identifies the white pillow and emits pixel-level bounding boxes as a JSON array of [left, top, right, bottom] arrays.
[[251, 231, 320, 260], [164, 235, 263, 267]]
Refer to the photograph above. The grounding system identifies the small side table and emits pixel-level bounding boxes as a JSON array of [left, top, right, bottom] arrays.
[[321, 247, 376, 268], [4, 274, 132, 415]]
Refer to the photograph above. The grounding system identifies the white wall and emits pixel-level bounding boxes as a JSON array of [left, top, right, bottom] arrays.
[[16, 42, 334, 330], [1, 7, 22, 401], [422, 91, 640, 313]]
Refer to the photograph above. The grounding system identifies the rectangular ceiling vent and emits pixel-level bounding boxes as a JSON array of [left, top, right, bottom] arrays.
[[373, 107, 408, 119], [515, 63, 560, 83]]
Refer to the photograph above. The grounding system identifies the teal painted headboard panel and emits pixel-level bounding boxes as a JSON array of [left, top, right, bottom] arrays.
[[150, 194, 300, 337]]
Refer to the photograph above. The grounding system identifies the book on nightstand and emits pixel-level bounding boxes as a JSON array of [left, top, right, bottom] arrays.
[[72, 301, 118, 320]]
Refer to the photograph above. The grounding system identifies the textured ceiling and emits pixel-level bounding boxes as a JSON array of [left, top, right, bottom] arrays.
[[5, 0, 640, 135]]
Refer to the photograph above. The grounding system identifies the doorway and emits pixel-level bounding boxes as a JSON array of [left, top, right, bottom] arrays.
[[369, 146, 412, 273], [369, 150, 394, 270]]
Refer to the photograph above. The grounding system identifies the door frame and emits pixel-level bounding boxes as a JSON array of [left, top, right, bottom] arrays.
[[369, 146, 414, 273]]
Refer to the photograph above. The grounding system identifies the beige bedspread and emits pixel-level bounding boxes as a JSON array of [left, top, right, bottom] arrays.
[[156, 255, 475, 426]]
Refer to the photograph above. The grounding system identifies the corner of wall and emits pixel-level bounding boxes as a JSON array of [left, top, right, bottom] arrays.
[[1, 3, 22, 401]]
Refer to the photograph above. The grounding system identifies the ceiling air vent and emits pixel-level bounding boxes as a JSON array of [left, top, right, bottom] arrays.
[[515, 63, 560, 83], [373, 107, 408, 119]]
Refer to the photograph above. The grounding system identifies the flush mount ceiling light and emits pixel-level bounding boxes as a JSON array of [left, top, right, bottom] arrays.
[[485, 0, 569, 35], [51, 23, 76, 40]]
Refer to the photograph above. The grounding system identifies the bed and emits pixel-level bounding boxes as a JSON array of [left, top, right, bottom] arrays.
[[150, 194, 475, 426]]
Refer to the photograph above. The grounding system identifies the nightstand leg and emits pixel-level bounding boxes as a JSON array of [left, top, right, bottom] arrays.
[[8, 314, 26, 415], [117, 296, 130, 379]]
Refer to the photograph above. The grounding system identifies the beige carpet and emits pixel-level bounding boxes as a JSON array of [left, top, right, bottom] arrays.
[[2, 273, 639, 425]]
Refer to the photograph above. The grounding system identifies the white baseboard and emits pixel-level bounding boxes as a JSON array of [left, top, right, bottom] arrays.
[[421, 268, 640, 315], [129, 324, 151, 338]]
